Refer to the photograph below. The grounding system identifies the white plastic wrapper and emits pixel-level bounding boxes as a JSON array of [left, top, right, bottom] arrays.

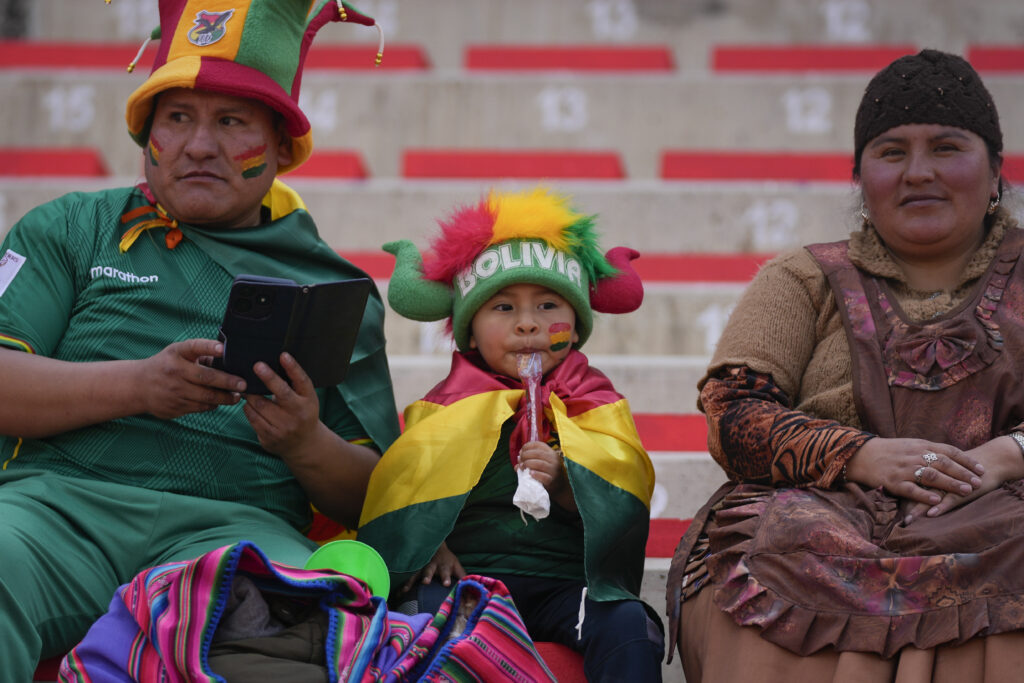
[[513, 466, 550, 521], [514, 352, 550, 522]]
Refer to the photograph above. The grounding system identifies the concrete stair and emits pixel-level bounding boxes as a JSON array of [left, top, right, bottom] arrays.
[[24, 0, 1024, 73], [4, 68, 1024, 179]]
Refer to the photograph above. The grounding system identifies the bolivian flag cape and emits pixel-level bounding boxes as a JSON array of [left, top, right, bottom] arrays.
[[358, 350, 654, 602]]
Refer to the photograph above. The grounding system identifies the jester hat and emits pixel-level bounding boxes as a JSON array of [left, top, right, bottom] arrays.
[[383, 187, 644, 351], [122, 0, 381, 174]]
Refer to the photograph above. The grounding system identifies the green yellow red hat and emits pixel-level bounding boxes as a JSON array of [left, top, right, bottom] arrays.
[[383, 187, 645, 352], [122, 0, 380, 174]]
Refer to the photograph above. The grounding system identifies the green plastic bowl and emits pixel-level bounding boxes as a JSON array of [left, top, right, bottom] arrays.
[[304, 539, 391, 598]]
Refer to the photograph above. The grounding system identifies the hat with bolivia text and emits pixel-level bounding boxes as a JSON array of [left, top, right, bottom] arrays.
[[122, 0, 381, 174], [382, 187, 645, 351]]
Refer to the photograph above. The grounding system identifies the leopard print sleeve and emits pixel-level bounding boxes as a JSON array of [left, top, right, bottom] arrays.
[[700, 366, 874, 487]]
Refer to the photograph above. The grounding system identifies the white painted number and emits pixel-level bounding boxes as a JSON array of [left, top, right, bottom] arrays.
[[696, 303, 735, 355], [781, 87, 833, 135], [587, 0, 639, 40], [650, 483, 668, 518], [298, 89, 339, 133], [114, 0, 161, 39], [356, 0, 400, 36], [419, 320, 455, 354], [742, 199, 799, 251], [41, 85, 96, 133], [537, 87, 589, 133], [821, 0, 871, 42]]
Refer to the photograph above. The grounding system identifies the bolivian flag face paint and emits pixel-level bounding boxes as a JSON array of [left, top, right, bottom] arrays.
[[148, 137, 162, 166], [549, 322, 572, 351], [234, 144, 268, 179]]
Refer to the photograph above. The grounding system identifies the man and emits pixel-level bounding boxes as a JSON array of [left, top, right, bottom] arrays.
[[0, 2, 399, 679]]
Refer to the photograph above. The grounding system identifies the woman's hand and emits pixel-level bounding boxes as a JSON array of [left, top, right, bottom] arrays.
[[402, 541, 466, 593], [845, 437, 984, 508], [901, 435, 1024, 523]]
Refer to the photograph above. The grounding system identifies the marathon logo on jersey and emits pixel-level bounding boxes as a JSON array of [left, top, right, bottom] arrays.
[[188, 9, 235, 47], [455, 239, 583, 297], [90, 265, 159, 285], [0, 249, 26, 298]]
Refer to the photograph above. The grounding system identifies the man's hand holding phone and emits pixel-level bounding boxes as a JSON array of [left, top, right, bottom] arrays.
[[241, 352, 324, 458]]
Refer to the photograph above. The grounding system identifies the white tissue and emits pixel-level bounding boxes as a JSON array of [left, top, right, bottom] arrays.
[[513, 467, 550, 521]]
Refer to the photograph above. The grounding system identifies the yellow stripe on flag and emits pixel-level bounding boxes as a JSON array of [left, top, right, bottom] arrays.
[[360, 390, 522, 526], [554, 395, 655, 507]]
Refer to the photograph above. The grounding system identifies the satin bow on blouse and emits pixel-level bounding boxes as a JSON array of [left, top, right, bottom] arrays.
[[888, 327, 977, 375]]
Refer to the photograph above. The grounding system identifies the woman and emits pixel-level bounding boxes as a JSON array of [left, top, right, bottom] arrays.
[[667, 49, 1024, 682]]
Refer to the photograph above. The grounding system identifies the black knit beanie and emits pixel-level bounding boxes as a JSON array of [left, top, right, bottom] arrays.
[[853, 49, 1002, 176]]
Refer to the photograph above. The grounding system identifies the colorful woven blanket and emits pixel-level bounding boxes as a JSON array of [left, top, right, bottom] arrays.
[[57, 541, 557, 682]]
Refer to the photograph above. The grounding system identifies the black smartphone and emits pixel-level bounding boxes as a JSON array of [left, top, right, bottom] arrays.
[[212, 274, 372, 395]]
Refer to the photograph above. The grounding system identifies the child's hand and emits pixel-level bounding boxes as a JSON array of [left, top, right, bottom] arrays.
[[403, 540, 466, 593], [518, 441, 578, 513], [518, 441, 566, 493]]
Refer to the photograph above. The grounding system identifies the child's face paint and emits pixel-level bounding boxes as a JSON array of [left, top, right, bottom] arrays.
[[548, 322, 572, 352], [234, 144, 268, 179]]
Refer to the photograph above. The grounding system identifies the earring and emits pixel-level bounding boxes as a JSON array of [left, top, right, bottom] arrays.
[[987, 192, 1001, 215], [860, 204, 871, 228]]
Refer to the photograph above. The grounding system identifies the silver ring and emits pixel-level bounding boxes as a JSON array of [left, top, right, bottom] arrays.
[[914, 466, 927, 484], [922, 452, 939, 464]]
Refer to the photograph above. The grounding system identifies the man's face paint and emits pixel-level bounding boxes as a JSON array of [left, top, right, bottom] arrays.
[[148, 137, 162, 166], [234, 144, 268, 179]]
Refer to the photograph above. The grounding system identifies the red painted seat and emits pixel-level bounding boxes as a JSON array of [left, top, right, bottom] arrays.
[[338, 249, 772, 284], [288, 150, 369, 179], [0, 147, 108, 177], [465, 44, 674, 72], [661, 150, 853, 182], [711, 44, 916, 73], [402, 149, 626, 180], [966, 45, 1024, 73], [0, 40, 428, 71]]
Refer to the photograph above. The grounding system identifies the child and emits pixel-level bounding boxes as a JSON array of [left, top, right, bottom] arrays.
[[358, 187, 664, 682]]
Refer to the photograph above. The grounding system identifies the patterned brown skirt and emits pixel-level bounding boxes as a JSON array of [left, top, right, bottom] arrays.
[[668, 480, 1024, 661]]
